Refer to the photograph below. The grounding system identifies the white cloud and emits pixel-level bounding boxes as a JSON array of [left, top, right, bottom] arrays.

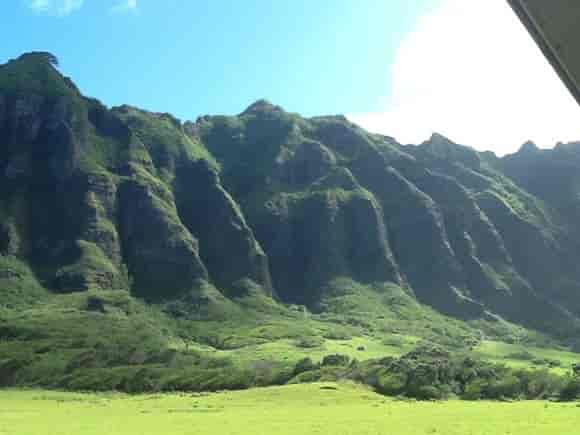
[[111, 0, 137, 14], [347, 0, 580, 155], [27, 0, 83, 16]]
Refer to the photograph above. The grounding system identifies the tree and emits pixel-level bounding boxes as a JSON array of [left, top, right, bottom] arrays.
[[560, 376, 580, 401], [293, 357, 317, 375]]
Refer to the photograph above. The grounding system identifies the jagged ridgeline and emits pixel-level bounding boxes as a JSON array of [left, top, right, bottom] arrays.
[[2, 52, 580, 338]]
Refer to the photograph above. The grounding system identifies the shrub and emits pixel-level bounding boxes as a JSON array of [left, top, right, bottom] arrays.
[[560, 377, 580, 401], [375, 372, 407, 396], [321, 354, 350, 367], [322, 330, 352, 340], [463, 380, 485, 400], [382, 336, 404, 347], [416, 385, 445, 400], [85, 296, 106, 313], [294, 357, 318, 375], [516, 369, 563, 399], [295, 336, 324, 348], [0, 356, 34, 386], [506, 351, 535, 361], [483, 375, 521, 399], [290, 370, 323, 384]]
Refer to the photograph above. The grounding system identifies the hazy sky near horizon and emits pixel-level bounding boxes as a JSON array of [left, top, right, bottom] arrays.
[[2, 0, 580, 155]]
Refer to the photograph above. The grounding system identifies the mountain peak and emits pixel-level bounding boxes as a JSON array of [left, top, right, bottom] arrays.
[[428, 132, 454, 145], [0, 51, 78, 97], [241, 99, 284, 115], [518, 140, 539, 153], [15, 51, 60, 67], [419, 132, 480, 168]]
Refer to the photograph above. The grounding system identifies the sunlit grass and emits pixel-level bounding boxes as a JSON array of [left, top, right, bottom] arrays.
[[211, 335, 417, 364], [2, 384, 580, 435], [475, 340, 580, 373]]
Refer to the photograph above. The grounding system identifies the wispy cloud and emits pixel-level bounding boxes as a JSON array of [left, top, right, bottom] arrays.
[[347, 0, 580, 156], [26, 0, 84, 16], [111, 0, 137, 14]]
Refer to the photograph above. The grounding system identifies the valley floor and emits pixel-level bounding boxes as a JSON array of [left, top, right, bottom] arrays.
[[1, 383, 579, 435]]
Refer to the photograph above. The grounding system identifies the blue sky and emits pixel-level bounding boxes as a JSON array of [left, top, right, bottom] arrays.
[[1, 0, 436, 119], [2, 0, 580, 154]]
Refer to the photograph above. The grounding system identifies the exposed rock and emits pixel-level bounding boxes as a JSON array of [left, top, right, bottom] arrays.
[[241, 99, 284, 116], [274, 140, 336, 187], [350, 152, 472, 316], [117, 168, 208, 299], [250, 188, 400, 305], [419, 133, 481, 169], [79, 172, 121, 264], [174, 159, 273, 295], [0, 222, 19, 255]]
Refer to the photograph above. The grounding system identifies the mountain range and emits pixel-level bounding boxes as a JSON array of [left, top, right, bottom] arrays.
[[2, 51, 580, 350]]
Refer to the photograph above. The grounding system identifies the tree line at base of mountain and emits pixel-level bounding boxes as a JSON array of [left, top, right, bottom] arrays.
[[2, 340, 579, 401], [295, 345, 580, 401]]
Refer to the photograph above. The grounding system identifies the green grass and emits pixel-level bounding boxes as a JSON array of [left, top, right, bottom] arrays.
[[0, 256, 49, 308], [113, 105, 217, 173], [55, 240, 119, 290], [0, 290, 173, 387], [175, 335, 416, 366], [475, 340, 580, 373], [2, 383, 580, 435]]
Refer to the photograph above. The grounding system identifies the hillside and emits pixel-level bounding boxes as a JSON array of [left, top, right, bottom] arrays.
[[2, 52, 580, 390]]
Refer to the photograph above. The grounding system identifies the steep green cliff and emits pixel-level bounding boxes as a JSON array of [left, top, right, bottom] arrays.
[[2, 52, 580, 343]]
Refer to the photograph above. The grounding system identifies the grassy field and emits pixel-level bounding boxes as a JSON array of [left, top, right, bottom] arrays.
[[474, 340, 580, 373], [2, 383, 580, 435], [177, 334, 419, 365]]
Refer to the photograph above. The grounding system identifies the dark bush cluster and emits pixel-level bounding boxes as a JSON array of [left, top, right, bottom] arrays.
[[352, 346, 579, 401], [288, 346, 580, 402], [295, 336, 324, 349], [321, 354, 351, 367], [1, 347, 295, 393]]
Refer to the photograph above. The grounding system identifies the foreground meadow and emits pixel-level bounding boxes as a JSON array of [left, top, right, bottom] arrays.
[[1, 383, 579, 435]]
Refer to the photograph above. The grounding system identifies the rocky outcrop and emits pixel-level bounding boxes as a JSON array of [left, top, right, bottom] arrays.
[[0, 91, 85, 181], [249, 187, 401, 306], [273, 140, 336, 187], [174, 159, 273, 295], [117, 165, 208, 299], [347, 149, 466, 313], [0, 221, 19, 256]]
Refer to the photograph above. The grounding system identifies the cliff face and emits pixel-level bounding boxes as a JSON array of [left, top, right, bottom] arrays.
[[2, 53, 580, 337], [0, 53, 272, 302]]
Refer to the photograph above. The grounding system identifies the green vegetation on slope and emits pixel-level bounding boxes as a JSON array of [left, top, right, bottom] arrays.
[[113, 105, 217, 177], [4, 52, 580, 400], [2, 287, 580, 400], [0, 256, 49, 308], [0, 52, 78, 98]]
